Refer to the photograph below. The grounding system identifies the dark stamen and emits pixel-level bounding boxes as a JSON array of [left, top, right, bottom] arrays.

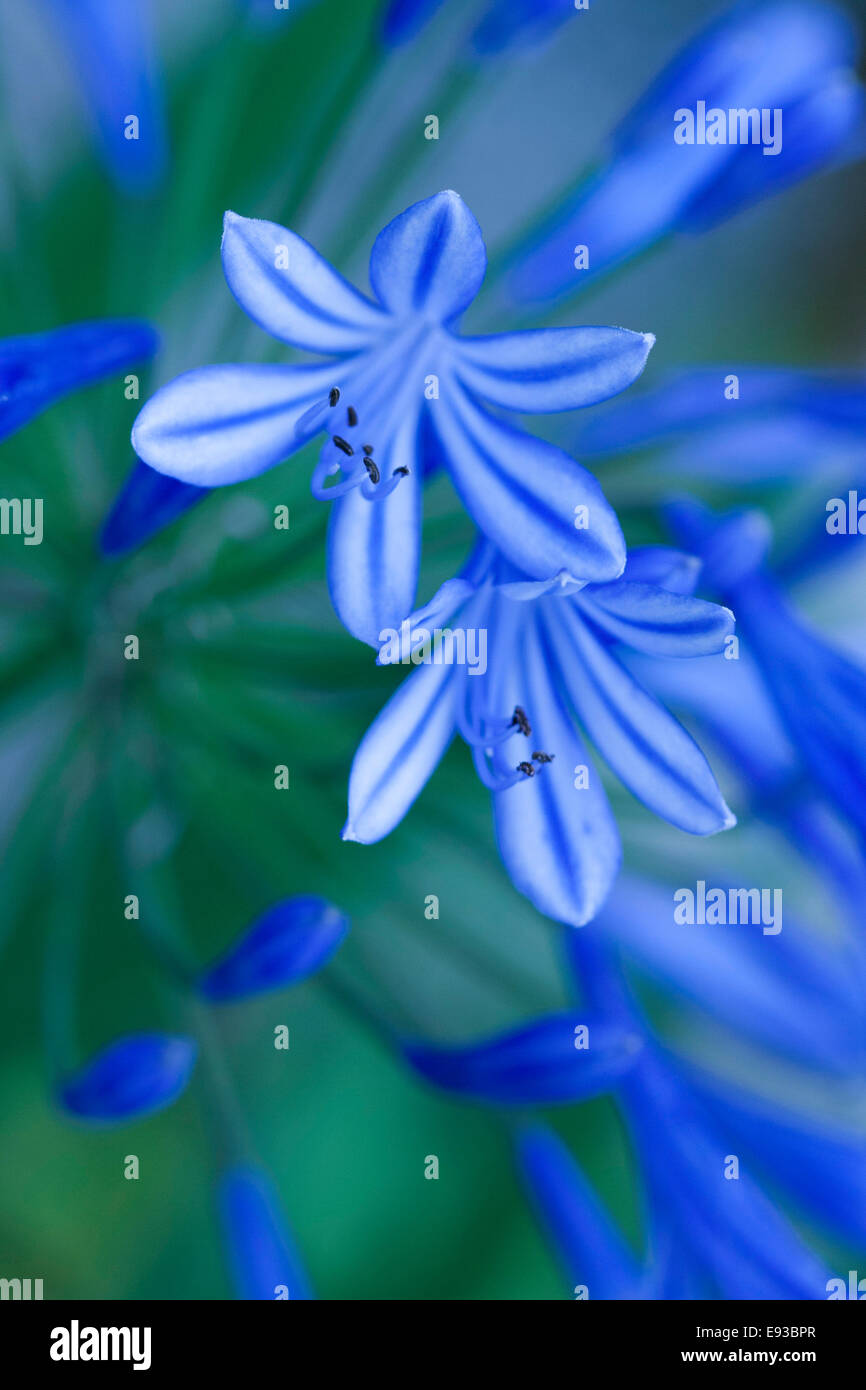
[[511, 705, 531, 737], [347, 406, 358, 428], [333, 435, 354, 457], [363, 458, 381, 484], [517, 761, 535, 778], [532, 751, 554, 764], [363, 444, 374, 455], [329, 387, 340, 408], [392, 466, 410, 477]]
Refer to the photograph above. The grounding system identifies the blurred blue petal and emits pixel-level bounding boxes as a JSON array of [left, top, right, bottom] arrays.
[[1, 320, 157, 444], [405, 1012, 643, 1104], [59, 1033, 197, 1123], [596, 875, 862, 1074], [51, 0, 167, 194], [509, 0, 863, 302], [219, 1165, 314, 1300], [667, 499, 866, 842], [515, 1124, 642, 1299], [575, 367, 866, 463], [454, 328, 654, 414], [621, 546, 702, 595], [691, 1073, 866, 1246], [381, 0, 445, 46], [472, 0, 578, 55], [100, 460, 209, 556], [624, 1054, 832, 1299], [200, 897, 348, 1002]]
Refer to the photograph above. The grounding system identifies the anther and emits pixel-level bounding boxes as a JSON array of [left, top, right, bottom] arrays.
[[333, 435, 354, 457], [347, 406, 358, 427], [329, 387, 340, 407], [392, 466, 410, 477], [363, 457, 381, 484], [511, 705, 531, 737], [363, 444, 374, 455], [517, 761, 535, 777], [532, 751, 554, 764]]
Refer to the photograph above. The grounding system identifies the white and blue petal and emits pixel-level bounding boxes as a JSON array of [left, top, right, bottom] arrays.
[[131, 361, 339, 485], [368, 191, 486, 324], [453, 327, 654, 414], [550, 603, 735, 833], [221, 211, 387, 354], [575, 577, 735, 657], [343, 658, 457, 844], [327, 410, 423, 646], [490, 613, 622, 926], [432, 378, 626, 584]]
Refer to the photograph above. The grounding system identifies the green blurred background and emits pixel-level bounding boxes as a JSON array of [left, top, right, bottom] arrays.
[[1, 0, 865, 1298]]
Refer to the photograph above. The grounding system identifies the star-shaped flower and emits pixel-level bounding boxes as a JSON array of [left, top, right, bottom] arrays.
[[344, 539, 735, 925], [128, 191, 654, 643]]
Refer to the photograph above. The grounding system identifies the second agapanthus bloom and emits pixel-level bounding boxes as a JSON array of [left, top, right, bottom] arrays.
[[344, 541, 736, 926], [128, 191, 653, 643]]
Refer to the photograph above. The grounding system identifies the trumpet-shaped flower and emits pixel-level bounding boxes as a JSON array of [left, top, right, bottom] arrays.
[[122, 192, 653, 641], [344, 540, 735, 926]]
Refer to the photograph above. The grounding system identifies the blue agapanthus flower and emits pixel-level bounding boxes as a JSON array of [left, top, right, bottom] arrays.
[[345, 539, 735, 925], [219, 1165, 314, 1301], [1, 319, 157, 444], [58, 1033, 198, 1124], [508, 0, 864, 303], [116, 191, 653, 644]]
